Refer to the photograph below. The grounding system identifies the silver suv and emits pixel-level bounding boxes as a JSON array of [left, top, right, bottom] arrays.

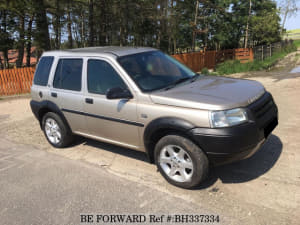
[[30, 47, 278, 188]]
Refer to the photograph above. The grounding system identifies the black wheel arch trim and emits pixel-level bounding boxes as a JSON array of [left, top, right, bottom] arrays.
[[30, 100, 72, 132], [143, 117, 196, 163]]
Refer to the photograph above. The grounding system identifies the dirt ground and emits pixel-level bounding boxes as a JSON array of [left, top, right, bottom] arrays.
[[0, 52, 300, 225]]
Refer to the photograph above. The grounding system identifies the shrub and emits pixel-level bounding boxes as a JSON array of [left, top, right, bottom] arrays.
[[291, 40, 300, 48], [216, 42, 297, 75], [201, 67, 209, 75]]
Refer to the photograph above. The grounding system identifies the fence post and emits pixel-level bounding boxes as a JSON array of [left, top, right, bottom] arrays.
[[270, 44, 272, 57], [250, 48, 254, 62], [278, 42, 281, 53], [261, 45, 264, 61]]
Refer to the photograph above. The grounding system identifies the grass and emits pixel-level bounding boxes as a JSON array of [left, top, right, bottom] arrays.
[[215, 44, 297, 75], [287, 29, 300, 34], [293, 40, 300, 48], [283, 29, 300, 40], [201, 67, 210, 75]]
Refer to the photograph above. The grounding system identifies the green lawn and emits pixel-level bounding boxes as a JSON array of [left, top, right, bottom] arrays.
[[283, 29, 300, 40], [285, 29, 300, 46], [293, 40, 300, 48], [287, 29, 300, 34]]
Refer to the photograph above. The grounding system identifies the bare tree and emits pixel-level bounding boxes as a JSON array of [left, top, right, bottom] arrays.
[[279, 0, 299, 33], [192, 0, 199, 51], [244, 0, 252, 48]]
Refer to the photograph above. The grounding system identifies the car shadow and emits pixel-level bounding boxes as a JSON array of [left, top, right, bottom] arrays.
[[71, 134, 282, 190], [196, 134, 282, 189], [72, 136, 149, 162]]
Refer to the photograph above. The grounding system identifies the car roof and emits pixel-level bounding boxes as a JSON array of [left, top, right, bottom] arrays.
[[42, 46, 157, 58]]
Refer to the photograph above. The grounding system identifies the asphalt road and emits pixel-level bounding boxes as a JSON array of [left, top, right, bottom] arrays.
[[1, 66, 300, 225], [0, 138, 222, 225]]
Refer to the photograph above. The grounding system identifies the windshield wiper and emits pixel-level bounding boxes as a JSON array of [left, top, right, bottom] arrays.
[[164, 76, 195, 90], [174, 77, 192, 85], [164, 77, 190, 90], [164, 74, 201, 90]]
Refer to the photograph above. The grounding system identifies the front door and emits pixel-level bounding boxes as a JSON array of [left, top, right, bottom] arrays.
[[83, 58, 140, 149]]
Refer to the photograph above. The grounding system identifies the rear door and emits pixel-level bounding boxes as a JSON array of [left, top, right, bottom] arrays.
[[49, 57, 86, 133], [31, 56, 54, 101], [83, 58, 141, 149]]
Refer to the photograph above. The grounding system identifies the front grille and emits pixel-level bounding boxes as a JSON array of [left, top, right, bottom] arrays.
[[248, 92, 278, 130]]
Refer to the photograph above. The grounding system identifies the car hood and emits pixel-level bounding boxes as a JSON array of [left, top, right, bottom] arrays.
[[149, 76, 265, 110]]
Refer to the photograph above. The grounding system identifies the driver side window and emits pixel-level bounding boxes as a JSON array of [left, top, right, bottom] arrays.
[[87, 59, 127, 95]]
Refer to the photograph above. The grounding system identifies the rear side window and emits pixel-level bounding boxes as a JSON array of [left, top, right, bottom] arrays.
[[53, 59, 83, 91], [87, 59, 127, 95], [33, 56, 54, 86]]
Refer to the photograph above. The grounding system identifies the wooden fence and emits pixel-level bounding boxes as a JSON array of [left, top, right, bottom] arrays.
[[253, 41, 293, 61], [282, 32, 300, 40], [0, 67, 35, 95], [172, 48, 253, 72], [0, 48, 253, 96]]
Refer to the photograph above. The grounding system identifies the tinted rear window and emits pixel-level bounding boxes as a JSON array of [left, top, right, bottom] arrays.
[[53, 59, 83, 91], [33, 56, 54, 86]]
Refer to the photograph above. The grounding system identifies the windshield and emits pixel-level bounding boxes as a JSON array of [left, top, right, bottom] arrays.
[[117, 51, 196, 92]]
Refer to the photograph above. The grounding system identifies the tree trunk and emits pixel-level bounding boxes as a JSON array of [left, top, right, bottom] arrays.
[[156, 1, 164, 49], [26, 15, 34, 67], [1, 10, 9, 69], [16, 15, 25, 68], [3, 51, 9, 69], [0, 56, 3, 69], [281, 10, 288, 34], [88, 0, 94, 47], [54, 0, 61, 49], [67, 0, 73, 49], [119, 26, 123, 46], [33, 0, 50, 55], [168, 36, 172, 53], [80, 11, 85, 47], [119, 0, 125, 46], [168, 0, 174, 53], [96, 0, 106, 46], [173, 39, 176, 54], [192, 0, 199, 51], [244, 0, 251, 48]]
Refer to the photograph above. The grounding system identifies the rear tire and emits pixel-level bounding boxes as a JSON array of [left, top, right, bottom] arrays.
[[154, 135, 209, 189], [42, 112, 74, 148]]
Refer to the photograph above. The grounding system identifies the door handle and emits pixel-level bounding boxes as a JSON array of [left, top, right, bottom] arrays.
[[85, 98, 93, 104], [51, 92, 57, 98]]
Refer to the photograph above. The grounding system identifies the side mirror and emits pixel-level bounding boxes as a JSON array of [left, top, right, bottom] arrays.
[[106, 87, 133, 100]]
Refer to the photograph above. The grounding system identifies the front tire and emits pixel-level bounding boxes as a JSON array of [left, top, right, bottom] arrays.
[[154, 135, 209, 189], [42, 112, 74, 148]]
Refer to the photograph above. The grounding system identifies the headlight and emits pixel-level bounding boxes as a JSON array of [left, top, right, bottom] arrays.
[[210, 108, 248, 128]]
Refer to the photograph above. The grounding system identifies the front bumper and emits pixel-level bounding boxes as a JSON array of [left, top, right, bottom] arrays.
[[189, 92, 278, 166]]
